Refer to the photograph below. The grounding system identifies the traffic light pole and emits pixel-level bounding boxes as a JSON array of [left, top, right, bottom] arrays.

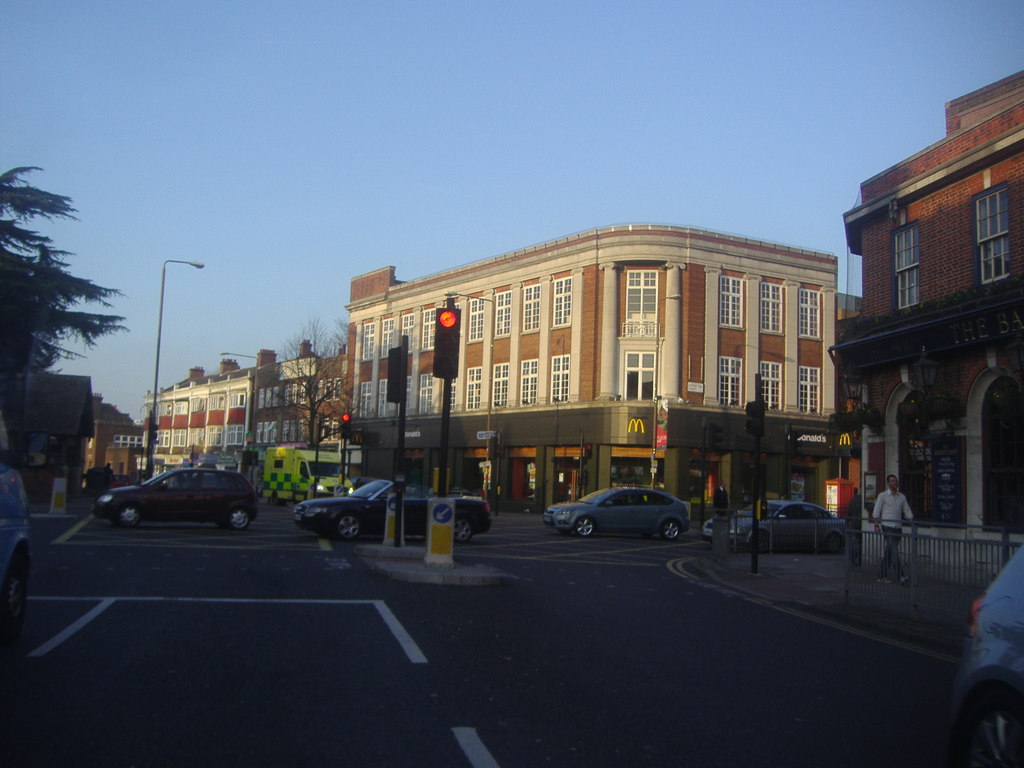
[[390, 335, 409, 547], [746, 372, 766, 575], [700, 417, 709, 525]]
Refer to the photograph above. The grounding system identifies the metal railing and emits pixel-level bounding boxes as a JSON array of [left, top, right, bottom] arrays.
[[845, 523, 1021, 617]]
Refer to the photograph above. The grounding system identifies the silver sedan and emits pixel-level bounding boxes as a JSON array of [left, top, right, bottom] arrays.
[[543, 487, 690, 540]]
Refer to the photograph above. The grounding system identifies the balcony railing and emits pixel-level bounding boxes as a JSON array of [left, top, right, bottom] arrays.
[[621, 320, 660, 338]]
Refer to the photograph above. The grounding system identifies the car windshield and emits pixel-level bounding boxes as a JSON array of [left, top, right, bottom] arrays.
[[577, 490, 610, 504], [349, 479, 392, 498]]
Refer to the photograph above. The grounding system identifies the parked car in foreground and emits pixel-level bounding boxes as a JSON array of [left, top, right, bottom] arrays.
[[543, 487, 690, 540], [295, 479, 492, 542], [0, 460, 30, 644], [948, 544, 1024, 767], [92, 468, 258, 530], [701, 500, 844, 552]]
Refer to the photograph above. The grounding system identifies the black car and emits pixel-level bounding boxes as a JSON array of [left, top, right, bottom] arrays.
[[92, 468, 259, 530], [294, 479, 491, 542]]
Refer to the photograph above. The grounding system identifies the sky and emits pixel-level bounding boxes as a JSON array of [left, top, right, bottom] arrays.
[[3, 0, 1022, 419]]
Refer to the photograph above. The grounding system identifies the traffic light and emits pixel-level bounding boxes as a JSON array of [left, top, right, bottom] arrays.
[[433, 306, 461, 379], [340, 413, 352, 440], [705, 421, 724, 451], [745, 399, 766, 437]]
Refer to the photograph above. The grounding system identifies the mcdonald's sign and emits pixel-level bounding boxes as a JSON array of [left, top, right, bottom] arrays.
[[627, 418, 646, 434], [838, 432, 852, 447]]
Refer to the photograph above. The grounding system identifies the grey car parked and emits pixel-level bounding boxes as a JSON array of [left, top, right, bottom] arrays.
[[948, 543, 1024, 766], [702, 500, 845, 553], [543, 487, 690, 540]]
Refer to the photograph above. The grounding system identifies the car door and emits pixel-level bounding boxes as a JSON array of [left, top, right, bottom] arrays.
[[788, 505, 819, 549], [632, 491, 666, 534], [150, 471, 203, 521], [598, 491, 634, 532]]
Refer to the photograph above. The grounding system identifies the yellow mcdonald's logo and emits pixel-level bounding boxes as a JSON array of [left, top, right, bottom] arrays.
[[627, 418, 646, 434], [838, 432, 852, 446]]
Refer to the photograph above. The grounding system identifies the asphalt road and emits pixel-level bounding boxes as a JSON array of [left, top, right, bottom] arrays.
[[2, 504, 957, 767]]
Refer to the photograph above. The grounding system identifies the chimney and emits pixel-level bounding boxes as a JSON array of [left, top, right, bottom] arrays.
[[189, 366, 206, 382], [257, 349, 277, 368], [299, 339, 313, 358], [219, 359, 240, 374]]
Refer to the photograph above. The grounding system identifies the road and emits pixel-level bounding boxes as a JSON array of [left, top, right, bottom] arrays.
[[2, 503, 956, 767]]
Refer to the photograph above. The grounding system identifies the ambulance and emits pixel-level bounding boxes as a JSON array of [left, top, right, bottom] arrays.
[[262, 446, 348, 504]]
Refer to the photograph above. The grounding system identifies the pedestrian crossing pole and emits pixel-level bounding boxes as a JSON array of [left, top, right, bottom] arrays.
[[745, 373, 766, 575]]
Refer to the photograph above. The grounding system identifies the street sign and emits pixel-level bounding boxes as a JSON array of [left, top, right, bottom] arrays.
[[476, 430, 496, 440]]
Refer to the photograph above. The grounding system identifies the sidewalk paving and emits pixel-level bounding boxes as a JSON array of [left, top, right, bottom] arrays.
[[685, 550, 968, 660]]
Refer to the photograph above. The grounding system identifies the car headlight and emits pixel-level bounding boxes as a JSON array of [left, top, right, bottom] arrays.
[[554, 510, 572, 521], [97, 493, 113, 504]]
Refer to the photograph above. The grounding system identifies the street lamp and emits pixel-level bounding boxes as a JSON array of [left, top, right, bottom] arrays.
[[145, 259, 204, 479], [1005, 333, 1024, 381], [910, 346, 939, 394]]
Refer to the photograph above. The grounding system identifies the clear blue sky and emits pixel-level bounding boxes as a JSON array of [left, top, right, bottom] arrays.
[[3, 0, 1022, 418]]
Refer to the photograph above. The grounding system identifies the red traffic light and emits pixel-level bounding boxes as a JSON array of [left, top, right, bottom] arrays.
[[341, 413, 351, 423], [438, 309, 459, 329]]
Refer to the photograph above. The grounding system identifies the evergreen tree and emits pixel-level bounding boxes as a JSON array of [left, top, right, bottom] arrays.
[[0, 166, 125, 379]]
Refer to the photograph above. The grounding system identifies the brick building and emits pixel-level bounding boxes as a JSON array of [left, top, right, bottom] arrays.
[[836, 70, 1024, 528], [346, 224, 838, 514], [84, 395, 144, 481]]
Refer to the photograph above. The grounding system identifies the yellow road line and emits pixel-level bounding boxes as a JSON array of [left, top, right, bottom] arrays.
[[52, 514, 94, 544]]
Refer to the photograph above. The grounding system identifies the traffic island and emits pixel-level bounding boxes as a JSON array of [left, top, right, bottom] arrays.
[[354, 544, 515, 586]]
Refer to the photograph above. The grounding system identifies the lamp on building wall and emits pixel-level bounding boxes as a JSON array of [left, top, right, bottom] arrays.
[[842, 367, 864, 404], [1005, 333, 1024, 381], [910, 346, 940, 394]]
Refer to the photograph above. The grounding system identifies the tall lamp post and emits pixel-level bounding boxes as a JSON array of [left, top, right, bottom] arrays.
[[145, 259, 205, 479]]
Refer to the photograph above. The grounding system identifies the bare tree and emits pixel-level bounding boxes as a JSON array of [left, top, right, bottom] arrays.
[[276, 318, 350, 449]]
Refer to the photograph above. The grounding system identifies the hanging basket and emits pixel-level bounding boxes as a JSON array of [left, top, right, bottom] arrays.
[[925, 394, 962, 422]]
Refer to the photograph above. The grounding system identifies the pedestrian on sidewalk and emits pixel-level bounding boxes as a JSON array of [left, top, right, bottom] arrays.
[[846, 487, 863, 566], [713, 484, 729, 511], [870, 474, 913, 584]]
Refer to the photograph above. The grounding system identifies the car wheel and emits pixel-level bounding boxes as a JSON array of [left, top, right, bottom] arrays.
[[225, 508, 252, 531], [453, 518, 473, 543], [335, 514, 361, 540], [952, 688, 1024, 767], [0, 552, 28, 644], [823, 531, 844, 553], [115, 504, 141, 528], [660, 519, 683, 541], [574, 516, 596, 537]]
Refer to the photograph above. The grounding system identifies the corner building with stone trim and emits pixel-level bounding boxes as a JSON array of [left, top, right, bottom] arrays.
[[347, 224, 837, 516]]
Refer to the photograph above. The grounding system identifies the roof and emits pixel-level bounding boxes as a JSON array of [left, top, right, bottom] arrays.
[[24, 372, 95, 438]]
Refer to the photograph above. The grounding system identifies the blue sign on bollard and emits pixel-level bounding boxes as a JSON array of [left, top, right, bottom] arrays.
[[432, 502, 453, 524]]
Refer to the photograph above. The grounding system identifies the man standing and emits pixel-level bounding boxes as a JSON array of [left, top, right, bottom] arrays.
[[713, 484, 729, 511], [870, 474, 914, 584]]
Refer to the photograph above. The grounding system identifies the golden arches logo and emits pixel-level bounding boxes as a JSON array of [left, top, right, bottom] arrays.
[[627, 418, 646, 434], [838, 432, 852, 446]]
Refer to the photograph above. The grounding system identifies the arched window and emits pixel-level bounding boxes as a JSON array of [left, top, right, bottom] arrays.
[[984, 377, 1024, 530], [897, 390, 930, 520]]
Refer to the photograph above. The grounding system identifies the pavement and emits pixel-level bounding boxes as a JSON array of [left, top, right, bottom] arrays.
[[683, 550, 969, 660], [30, 498, 969, 659]]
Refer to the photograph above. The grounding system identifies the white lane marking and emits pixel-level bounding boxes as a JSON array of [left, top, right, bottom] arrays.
[[452, 727, 502, 768], [373, 600, 428, 664], [28, 598, 116, 657], [28, 597, 427, 663]]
